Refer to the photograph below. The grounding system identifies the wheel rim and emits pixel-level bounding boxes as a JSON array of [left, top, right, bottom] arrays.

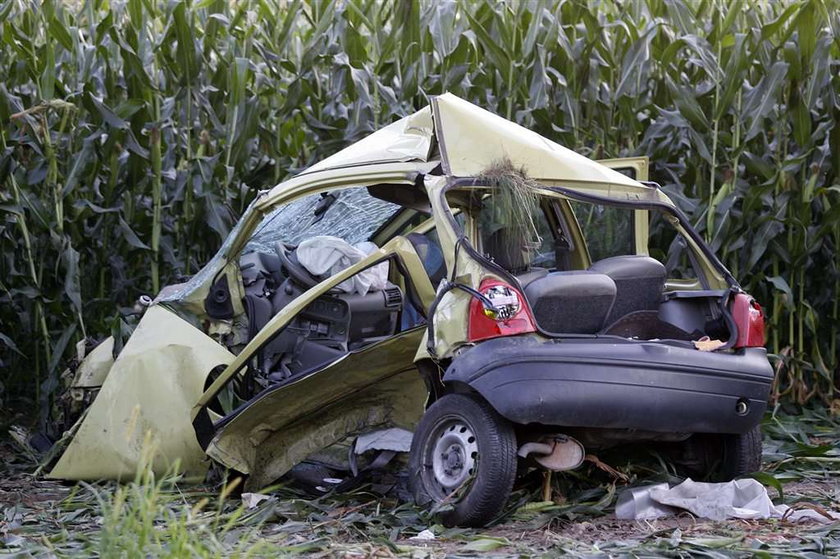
[[423, 416, 479, 501]]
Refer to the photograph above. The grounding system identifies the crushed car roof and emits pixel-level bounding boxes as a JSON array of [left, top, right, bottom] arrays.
[[279, 93, 648, 194]]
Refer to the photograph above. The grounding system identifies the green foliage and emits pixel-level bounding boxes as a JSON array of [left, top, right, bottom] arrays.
[[5, 408, 839, 555], [0, 0, 838, 412], [85, 442, 262, 557]]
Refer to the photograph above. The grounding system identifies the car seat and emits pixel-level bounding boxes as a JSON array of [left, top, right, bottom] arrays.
[[484, 226, 616, 334], [524, 271, 617, 334], [588, 255, 666, 325], [406, 232, 447, 286], [483, 227, 548, 288]]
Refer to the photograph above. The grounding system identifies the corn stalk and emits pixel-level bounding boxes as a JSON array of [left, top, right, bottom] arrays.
[[0, 0, 838, 414]]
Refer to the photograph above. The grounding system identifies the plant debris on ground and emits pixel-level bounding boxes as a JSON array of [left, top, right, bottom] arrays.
[[1, 406, 838, 557]]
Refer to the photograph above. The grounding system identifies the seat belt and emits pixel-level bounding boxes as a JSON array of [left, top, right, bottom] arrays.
[[555, 230, 572, 271]]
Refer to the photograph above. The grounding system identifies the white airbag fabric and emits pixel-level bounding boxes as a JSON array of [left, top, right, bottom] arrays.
[[297, 236, 388, 295], [353, 427, 413, 455]]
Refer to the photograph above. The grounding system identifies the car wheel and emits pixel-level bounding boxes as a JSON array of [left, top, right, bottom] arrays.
[[717, 425, 763, 480], [679, 425, 762, 481], [408, 393, 517, 528]]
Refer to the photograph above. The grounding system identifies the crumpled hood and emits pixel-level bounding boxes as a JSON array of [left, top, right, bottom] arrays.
[[272, 93, 648, 196], [49, 306, 234, 481]]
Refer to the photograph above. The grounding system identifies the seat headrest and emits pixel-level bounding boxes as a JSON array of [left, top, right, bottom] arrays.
[[484, 227, 530, 273], [406, 232, 446, 285], [588, 255, 666, 280]]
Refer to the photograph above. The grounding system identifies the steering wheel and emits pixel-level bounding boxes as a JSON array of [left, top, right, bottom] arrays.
[[275, 242, 323, 289]]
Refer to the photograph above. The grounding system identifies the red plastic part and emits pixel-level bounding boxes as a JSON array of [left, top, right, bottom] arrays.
[[731, 292, 766, 348], [467, 279, 536, 343]]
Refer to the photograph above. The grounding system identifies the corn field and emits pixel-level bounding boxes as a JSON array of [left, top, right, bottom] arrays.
[[0, 0, 838, 416]]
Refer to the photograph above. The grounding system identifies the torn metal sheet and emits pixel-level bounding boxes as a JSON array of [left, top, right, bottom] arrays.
[[432, 93, 643, 189], [71, 336, 114, 388], [49, 306, 234, 481], [273, 94, 653, 203], [300, 106, 433, 175], [206, 329, 426, 490]]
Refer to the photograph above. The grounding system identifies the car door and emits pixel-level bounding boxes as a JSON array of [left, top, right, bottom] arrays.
[[192, 190, 437, 489], [596, 156, 650, 257]]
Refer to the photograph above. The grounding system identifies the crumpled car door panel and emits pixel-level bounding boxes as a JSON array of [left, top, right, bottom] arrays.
[[49, 306, 234, 480], [207, 328, 426, 489], [196, 236, 435, 488]]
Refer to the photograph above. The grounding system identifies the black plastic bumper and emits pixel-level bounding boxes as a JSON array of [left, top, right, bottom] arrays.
[[444, 336, 774, 434]]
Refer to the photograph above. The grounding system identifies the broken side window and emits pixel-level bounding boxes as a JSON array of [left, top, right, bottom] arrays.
[[568, 201, 635, 263], [648, 211, 698, 281]]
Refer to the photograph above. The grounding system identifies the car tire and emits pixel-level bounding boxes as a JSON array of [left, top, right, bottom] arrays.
[[408, 393, 517, 528], [679, 425, 763, 481], [717, 425, 763, 480]]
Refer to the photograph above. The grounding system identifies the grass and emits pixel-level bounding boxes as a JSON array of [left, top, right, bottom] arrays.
[[1, 408, 838, 557], [480, 158, 544, 255]]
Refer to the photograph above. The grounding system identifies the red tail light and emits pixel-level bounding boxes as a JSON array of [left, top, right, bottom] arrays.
[[731, 293, 765, 348], [468, 279, 536, 342]]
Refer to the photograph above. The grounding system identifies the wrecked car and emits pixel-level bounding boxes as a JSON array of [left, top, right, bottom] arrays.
[[46, 93, 774, 527]]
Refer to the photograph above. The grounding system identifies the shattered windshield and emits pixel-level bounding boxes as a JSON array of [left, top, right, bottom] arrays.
[[246, 188, 401, 253]]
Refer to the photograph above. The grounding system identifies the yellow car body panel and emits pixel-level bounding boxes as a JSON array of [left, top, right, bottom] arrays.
[[71, 336, 115, 388], [49, 306, 234, 480], [207, 328, 426, 489]]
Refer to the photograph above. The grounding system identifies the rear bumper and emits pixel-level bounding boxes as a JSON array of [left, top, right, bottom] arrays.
[[444, 336, 774, 434]]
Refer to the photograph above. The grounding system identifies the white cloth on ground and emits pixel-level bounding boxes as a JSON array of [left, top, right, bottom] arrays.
[[616, 478, 840, 523]]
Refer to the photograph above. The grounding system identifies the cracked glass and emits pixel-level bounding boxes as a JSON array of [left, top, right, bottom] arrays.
[[246, 188, 401, 254]]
